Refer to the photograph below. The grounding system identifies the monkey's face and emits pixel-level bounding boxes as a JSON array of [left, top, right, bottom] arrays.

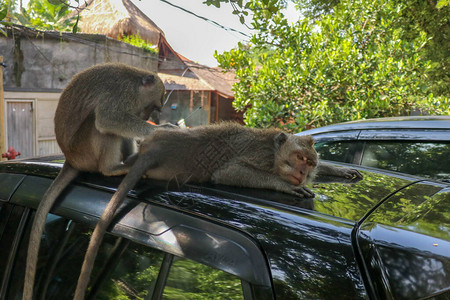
[[139, 75, 166, 120], [275, 135, 318, 186], [285, 150, 317, 185]]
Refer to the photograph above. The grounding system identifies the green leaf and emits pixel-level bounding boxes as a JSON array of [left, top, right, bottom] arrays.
[[0, 8, 7, 21], [436, 0, 449, 9], [204, 0, 221, 8], [16, 14, 31, 25]]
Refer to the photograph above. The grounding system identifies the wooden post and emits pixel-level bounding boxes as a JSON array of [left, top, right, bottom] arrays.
[[207, 91, 211, 124], [190, 90, 194, 112], [200, 91, 204, 108], [0, 56, 5, 159], [215, 93, 219, 122]]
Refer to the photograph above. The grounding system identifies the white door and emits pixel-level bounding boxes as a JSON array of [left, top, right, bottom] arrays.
[[6, 100, 34, 158]]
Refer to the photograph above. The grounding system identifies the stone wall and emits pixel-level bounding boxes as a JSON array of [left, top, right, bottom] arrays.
[[0, 26, 159, 91]]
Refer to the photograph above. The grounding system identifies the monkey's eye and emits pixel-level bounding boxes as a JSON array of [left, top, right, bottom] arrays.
[[297, 153, 307, 161]]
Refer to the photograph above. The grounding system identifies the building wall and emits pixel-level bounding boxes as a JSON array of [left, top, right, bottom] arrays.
[[0, 28, 159, 90]]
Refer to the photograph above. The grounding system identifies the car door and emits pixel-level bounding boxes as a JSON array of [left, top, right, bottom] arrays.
[[354, 181, 450, 299], [0, 173, 274, 300]]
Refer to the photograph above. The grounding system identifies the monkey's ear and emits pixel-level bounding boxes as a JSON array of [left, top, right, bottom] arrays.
[[274, 132, 288, 148], [304, 135, 315, 147], [142, 75, 156, 86]]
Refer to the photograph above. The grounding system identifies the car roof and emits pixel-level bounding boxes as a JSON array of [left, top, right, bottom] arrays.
[[297, 116, 450, 135], [0, 156, 445, 224]]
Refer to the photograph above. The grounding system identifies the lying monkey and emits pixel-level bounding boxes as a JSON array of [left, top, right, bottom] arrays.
[[23, 63, 170, 300], [73, 123, 362, 299]]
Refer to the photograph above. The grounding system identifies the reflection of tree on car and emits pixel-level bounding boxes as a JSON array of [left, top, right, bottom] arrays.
[[360, 142, 450, 180]]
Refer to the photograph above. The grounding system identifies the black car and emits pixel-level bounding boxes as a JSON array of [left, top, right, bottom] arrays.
[[0, 156, 449, 300], [297, 116, 450, 182]]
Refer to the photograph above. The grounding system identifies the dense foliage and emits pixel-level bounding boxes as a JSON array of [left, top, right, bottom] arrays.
[[0, 0, 77, 33], [296, 0, 450, 97], [210, 0, 450, 131]]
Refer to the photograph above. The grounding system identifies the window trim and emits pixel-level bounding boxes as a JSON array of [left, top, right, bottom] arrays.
[[358, 129, 450, 141], [309, 130, 361, 142], [0, 206, 30, 299], [151, 253, 174, 300]]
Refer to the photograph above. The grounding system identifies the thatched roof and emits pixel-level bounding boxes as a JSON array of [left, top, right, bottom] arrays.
[[74, 0, 163, 45]]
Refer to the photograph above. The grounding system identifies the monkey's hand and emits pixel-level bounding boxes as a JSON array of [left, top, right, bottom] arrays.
[[288, 185, 315, 198], [340, 168, 363, 179], [157, 122, 179, 129], [317, 162, 363, 180]]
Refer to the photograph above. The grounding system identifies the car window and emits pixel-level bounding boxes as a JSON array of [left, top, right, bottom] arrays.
[[314, 140, 358, 164], [361, 141, 450, 180], [3, 212, 245, 300], [162, 256, 243, 300]]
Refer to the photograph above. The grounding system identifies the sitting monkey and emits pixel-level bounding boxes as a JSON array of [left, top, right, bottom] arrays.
[[23, 63, 171, 300], [73, 122, 362, 300]]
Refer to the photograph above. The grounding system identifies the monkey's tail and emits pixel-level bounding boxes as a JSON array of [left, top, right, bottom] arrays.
[[23, 162, 79, 300], [73, 155, 149, 300]]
